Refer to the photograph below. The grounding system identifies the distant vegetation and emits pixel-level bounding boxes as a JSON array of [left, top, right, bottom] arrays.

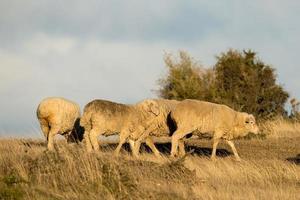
[[157, 49, 290, 119]]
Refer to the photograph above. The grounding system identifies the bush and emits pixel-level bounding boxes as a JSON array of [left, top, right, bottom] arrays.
[[157, 50, 289, 119], [214, 49, 289, 119], [157, 51, 215, 101]]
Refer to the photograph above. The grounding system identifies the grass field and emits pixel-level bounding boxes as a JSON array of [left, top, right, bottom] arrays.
[[0, 131, 299, 200]]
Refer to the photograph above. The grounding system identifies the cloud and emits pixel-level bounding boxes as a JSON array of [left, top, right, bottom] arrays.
[[0, 0, 299, 135], [0, 34, 169, 134], [0, 0, 225, 47]]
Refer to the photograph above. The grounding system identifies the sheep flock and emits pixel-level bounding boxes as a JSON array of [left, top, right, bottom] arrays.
[[37, 97, 259, 161]]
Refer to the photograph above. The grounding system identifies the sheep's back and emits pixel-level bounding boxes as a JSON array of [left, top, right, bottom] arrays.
[[82, 99, 137, 133], [172, 99, 241, 137], [37, 97, 78, 118], [37, 97, 80, 133]]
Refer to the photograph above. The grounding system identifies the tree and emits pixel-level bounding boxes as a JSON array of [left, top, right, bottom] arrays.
[[157, 49, 289, 119], [290, 98, 300, 120], [214, 49, 289, 118], [157, 51, 215, 101]]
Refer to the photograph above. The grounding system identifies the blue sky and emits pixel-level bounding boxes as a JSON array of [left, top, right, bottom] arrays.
[[0, 0, 299, 136]]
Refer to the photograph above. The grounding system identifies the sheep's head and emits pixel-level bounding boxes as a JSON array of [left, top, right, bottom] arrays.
[[66, 118, 85, 143], [137, 99, 160, 116], [241, 113, 259, 134]]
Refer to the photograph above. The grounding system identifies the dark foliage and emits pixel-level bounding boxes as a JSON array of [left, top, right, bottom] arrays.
[[157, 50, 289, 119], [214, 49, 289, 118]]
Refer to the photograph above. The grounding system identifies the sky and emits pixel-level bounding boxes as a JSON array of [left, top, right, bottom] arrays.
[[0, 0, 299, 137]]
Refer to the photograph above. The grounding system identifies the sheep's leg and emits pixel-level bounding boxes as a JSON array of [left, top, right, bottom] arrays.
[[39, 118, 49, 138], [171, 129, 190, 157], [145, 137, 161, 158], [65, 131, 74, 143], [131, 124, 157, 157], [129, 139, 142, 158], [114, 131, 130, 156], [84, 131, 93, 152], [135, 124, 156, 142], [211, 137, 221, 161], [47, 126, 59, 151], [128, 140, 137, 156], [89, 128, 100, 151], [178, 139, 186, 157], [132, 140, 141, 158], [129, 130, 142, 157], [226, 140, 241, 161]]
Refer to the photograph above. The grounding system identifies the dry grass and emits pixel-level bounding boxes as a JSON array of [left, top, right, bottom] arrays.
[[1, 119, 300, 199], [185, 157, 299, 200], [0, 136, 299, 200], [260, 117, 300, 138]]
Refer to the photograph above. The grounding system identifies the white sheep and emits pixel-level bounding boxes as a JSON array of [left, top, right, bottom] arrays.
[[36, 97, 82, 150], [80, 99, 160, 154], [127, 99, 187, 158], [170, 99, 259, 161]]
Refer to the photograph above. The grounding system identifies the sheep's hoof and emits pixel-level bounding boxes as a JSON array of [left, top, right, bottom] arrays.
[[86, 149, 93, 153], [211, 157, 217, 162], [43, 149, 55, 155], [235, 157, 242, 162], [155, 153, 163, 159], [178, 153, 185, 158], [113, 152, 120, 157], [179, 149, 194, 158], [133, 155, 140, 159], [170, 152, 178, 158], [170, 155, 176, 160], [132, 152, 140, 158], [168, 156, 178, 163]]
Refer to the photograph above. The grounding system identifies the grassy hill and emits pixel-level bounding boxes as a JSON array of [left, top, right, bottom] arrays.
[[0, 134, 299, 200]]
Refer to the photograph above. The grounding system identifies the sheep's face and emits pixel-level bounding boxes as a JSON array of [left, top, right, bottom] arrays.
[[67, 118, 85, 143], [139, 100, 160, 116], [243, 114, 259, 134]]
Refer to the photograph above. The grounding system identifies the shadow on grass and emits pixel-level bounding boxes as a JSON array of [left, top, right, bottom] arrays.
[[286, 154, 300, 165], [100, 142, 232, 158]]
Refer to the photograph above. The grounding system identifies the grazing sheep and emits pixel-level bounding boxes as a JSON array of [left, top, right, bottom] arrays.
[[36, 97, 82, 150], [80, 99, 160, 154], [170, 99, 259, 161], [127, 99, 187, 158]]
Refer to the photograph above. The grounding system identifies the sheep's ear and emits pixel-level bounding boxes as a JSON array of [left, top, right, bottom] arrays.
[[149, 102, 160, 116], [128, 123, 135, 132], [245, 114, 255, 123], [241, 113, 250, 123], [248, 114, 255, 121]]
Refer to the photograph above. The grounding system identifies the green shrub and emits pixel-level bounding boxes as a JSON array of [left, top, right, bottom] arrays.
[[157, 50, 289, 119]]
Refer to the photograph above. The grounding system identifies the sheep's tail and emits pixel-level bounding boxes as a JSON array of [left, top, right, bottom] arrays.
[[80, 110, 92, 132], [36, 106, 41, 119], [36, 103, 44, 120]]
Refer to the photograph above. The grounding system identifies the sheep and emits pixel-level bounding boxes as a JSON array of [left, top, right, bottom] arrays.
[[80, 99, 160, 154], [170, 99, 259, 161], [126, 99, 187, 158], [36, 97, 83, 150]]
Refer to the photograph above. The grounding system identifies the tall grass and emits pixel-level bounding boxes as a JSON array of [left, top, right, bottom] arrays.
[[0, 140, 197, 199], [0, 136, 299, 200], [260, 117, 300, 138], [185, 157, 299, 200]]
